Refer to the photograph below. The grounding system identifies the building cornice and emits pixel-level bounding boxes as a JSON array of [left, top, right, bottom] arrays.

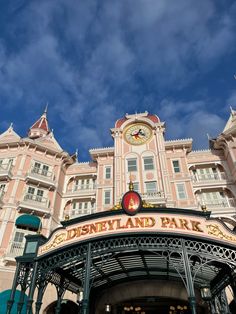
[[89, 147, 114, 159], [165, 138, 192, 152]]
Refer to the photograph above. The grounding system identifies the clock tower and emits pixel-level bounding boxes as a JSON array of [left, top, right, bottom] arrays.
[[111, 111, 170, 206]]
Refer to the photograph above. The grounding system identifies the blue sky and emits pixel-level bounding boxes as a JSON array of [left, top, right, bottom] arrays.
[[0, 0, 236, 161]]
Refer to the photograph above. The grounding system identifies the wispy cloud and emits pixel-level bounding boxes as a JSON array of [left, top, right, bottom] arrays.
[[159, 99, 225, 148], [0, 1, 235, 158]]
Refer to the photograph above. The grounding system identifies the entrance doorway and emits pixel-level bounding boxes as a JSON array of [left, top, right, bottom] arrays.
[[115, 297, 200, 314]]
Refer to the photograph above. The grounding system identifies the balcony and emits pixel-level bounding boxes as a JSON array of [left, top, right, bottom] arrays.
[[192, 172, 227, 185], [17, 193, 51, 216], [66, 184, 96, 198], [141, 191, 166, 206], [199, 198, 236, 214], [26, 167, 56, 189], [0, 163, 13, 180], [5, 240, 25, 259]]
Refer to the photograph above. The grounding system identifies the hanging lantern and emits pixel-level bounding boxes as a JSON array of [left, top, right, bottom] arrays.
[[105, 303, 111, 312], [200, 285, 212, 301]]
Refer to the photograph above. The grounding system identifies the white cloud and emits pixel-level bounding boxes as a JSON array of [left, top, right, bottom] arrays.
[[159, 99, 225, 148], [0, 1, 235, 158]]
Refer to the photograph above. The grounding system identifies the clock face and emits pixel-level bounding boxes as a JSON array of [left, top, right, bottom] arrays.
[[124, 123, 152, 145]]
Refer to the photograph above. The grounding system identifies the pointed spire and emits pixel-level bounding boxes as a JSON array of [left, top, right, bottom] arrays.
[[75, 148, 78, 162], [28, 106, 50, 139], [44, 103, 48, 115]]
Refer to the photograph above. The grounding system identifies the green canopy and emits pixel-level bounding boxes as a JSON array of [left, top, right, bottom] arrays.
[[15, 214, 41, 231], [0, 289, 28, 314]]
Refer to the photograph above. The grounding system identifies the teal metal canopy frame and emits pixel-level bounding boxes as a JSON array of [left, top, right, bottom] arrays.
[[6, 208, 236, 314]]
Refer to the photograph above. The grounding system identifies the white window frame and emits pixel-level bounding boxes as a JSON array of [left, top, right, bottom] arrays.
[[127, 158, 137, 172], [32, 161, 50, 177], [143, 156, 154, 171], [104, 190, 112, 205], [172, 160, 181, 173], [105, 166, 112, 179], [145, 181, 157, 193], [26, 186, 46, 202], [176, 183, 187, 199]]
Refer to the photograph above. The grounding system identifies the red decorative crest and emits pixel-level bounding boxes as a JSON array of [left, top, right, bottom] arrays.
[[122, 191, 142, 216]]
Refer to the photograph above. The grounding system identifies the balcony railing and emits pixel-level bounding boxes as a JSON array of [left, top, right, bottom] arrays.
[[70, 207, 95, 218], [140, 191, 166, 204], [192, 172, 226, 183], [31, 167, 55, 180], [0, 163, 13, 178], [26, 167, 56, 188], [6, 241, 25, 258], [23, 193, 50, 207], [200, 198, 236, 209], [66, 184, 96, 195]]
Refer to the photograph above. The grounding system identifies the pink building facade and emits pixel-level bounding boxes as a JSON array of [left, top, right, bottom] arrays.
[[1, 109, 236, 312]]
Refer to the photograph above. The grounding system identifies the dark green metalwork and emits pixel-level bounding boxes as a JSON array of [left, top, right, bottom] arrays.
[[81, 242, 92, 314], [7, 209, 236, 314], [181, 239, 197, 314], [6, 263, 20, 314]]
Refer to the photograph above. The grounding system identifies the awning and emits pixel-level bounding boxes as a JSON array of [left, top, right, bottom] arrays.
[[15, 214, 41, 231], [0, 289, 27, 314]]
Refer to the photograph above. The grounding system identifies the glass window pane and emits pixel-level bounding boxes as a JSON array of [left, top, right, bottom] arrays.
[[176, 183, 186, 199], [146, 181, 157, 193], [144, 157, 154, 170], [105, 167, 111, 179], [127, 159, 137, 172], [104, 191, 111, 204], [173, 160, 180, 173]]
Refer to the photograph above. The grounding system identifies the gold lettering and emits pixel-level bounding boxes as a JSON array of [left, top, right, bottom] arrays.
[[169, 218, 178, 229], [191, 220, 203, 233], [107, 219, 116, 231], [161, 217, 170, 228], [95, 221, 107, 232], [81, 225, 90, 235], [89, 223, 97, 234], [134, 217, 144, 228], [144, 217, 155, 227], [66, 228, 77, 240], [179, 219, 190, 230], [125, 218, 135, 228], [117, 219, 126, 229]]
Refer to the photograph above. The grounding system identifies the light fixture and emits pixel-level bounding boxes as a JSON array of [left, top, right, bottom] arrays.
[[105, 303, 111, 312], [77, 287, 83, 304], [200, 285, 212, 301]]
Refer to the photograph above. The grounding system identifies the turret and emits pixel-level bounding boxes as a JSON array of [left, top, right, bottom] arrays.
[[28, 106, 50, 139]]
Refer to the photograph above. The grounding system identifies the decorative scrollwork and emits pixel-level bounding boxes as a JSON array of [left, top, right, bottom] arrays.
[[207, 224, 236, 242]]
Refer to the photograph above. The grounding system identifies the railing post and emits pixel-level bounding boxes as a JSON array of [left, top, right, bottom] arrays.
[[81, 242, 92, 314], [6, 263, 20, 314], [181, 239, 197, 314]]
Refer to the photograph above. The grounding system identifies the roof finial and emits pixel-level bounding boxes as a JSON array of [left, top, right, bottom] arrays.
[[75, 148, 78, 162], [44, 103, 48, 115], [129, 173, 134, 191], [10, 122, 13, 129]]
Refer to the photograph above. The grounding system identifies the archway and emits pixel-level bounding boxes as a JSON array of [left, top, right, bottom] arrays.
[[44, 299, 79, 314]]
